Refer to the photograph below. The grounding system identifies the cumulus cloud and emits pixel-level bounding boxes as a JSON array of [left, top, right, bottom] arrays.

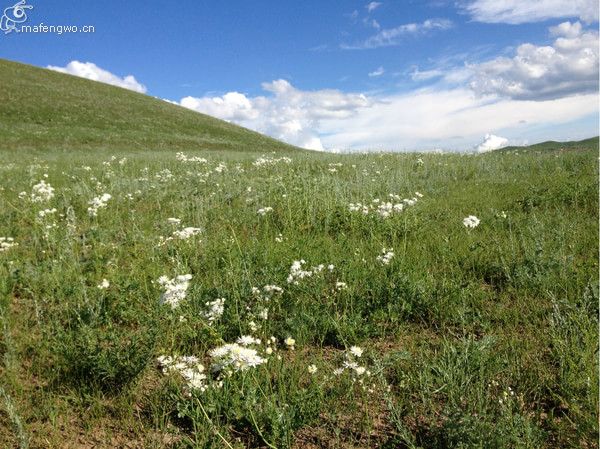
[[179, 82, 597, 151], [469, 22, 599, 100], [179, 80, 371, 151], [47, 61, 147, 93], [341, 18, 453, 49], [475, 134, 509, 152], [368, 66, 385, 77], [174, 22, 597, 151], [463, 0, 599, 24]]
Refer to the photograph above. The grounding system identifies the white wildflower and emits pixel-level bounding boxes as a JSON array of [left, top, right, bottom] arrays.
[[463, 215, 481, 229], [158, 274, 192, 308], [87, 193, 112, 217], [308, 364, 318, 374], [31, 180, 55, 203], [287, 260, 330, 284], [38, 208, 57, 218], [335, 281, 348, 291], [213, 163, 227, 173], [252, 155, 292, 167], [97, 279, 110, 289], [172, 227, 202, 240], [176, 152, 208, 163], [349, 346, 363, 358], [0, 237, 18, 253], [237, 335, 261, 346], [210, 343, 266, 373], [263, 285, 283, 295], [157, 355, 207, 391], [203, 297, 225, 324], [155, 169, 174, 182], [257, 207, 273, 216], [376, 248, 395, 265], [284, 337, 296, 349]]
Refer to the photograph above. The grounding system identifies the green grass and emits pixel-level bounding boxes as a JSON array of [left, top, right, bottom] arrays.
[[0, 144, 597, 448], [0, 60, 597, 448]]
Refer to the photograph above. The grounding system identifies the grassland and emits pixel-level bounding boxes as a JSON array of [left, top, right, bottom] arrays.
[[0, 60, 598, 448], [0, 58, 298, 154]]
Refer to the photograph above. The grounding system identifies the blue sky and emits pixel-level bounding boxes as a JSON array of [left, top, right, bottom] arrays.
[[0, 0, 598, 151]]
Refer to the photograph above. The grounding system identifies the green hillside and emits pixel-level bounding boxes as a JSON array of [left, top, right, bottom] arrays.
[[500, 136, 598, 153], [0, 58, 299, 153]]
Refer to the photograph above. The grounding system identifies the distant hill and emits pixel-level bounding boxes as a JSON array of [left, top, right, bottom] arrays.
[[499, 137, 598, 153], [0, 58, 300, 153]]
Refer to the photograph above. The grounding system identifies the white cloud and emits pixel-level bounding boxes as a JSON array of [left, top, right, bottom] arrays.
[[178, 82, 597, 151], [475, 134, 509, 152], [180, 92, 258, 121], [410, 68, 444, 81], [178, 80, 371, 151], [363, 17, 381, 29], [470, 22, 599, 100], [341, 18, 453, 49], [366, 2, 382, 13], [368, 66, 385, 77], [550, 20, 583, 38], [174, 23, 598, 152], [463, 0, 599, 24], [318, 88, 598, 150], [47, 61, 147, 93]]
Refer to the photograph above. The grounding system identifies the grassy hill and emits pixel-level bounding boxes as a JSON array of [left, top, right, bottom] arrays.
[[0, 58, 299, 154], [500, 136, 598, 153]]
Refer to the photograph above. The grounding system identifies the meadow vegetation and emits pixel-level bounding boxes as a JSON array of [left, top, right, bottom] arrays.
[[0, 140, 597, 448]]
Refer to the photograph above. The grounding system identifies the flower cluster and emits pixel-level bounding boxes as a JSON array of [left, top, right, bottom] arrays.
[[335, 281, 348, 291], [247, 285, 284, 326], [0, 237, 18, 253], [257, 206, 273, 216], [203, 297, 225, 324], [38, 208, 57, 218], [172, 227, 203, 240], [349, 192, 423, 218], [237, 335, 262, 346], [252, 155, 292, 167], [463, 215, 481, 229], [284, 337, 296, 350], [175, 152, 208, 163], [157, 274, 192, 308], [87, 193, 112, 217], [155, 169, 174, 182], [213, 163, 227, 173], [157, 355, 207, 391], [31, 180, 55, 203], [159, 220, 202, 245], [209, 343, 266, 374], [334, 346, 370, 381], [287, 260, 334, 284], [376, 248, 395, 265]]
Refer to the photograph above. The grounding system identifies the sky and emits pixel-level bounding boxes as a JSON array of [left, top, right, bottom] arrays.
[[0, 0, 598, 152]]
